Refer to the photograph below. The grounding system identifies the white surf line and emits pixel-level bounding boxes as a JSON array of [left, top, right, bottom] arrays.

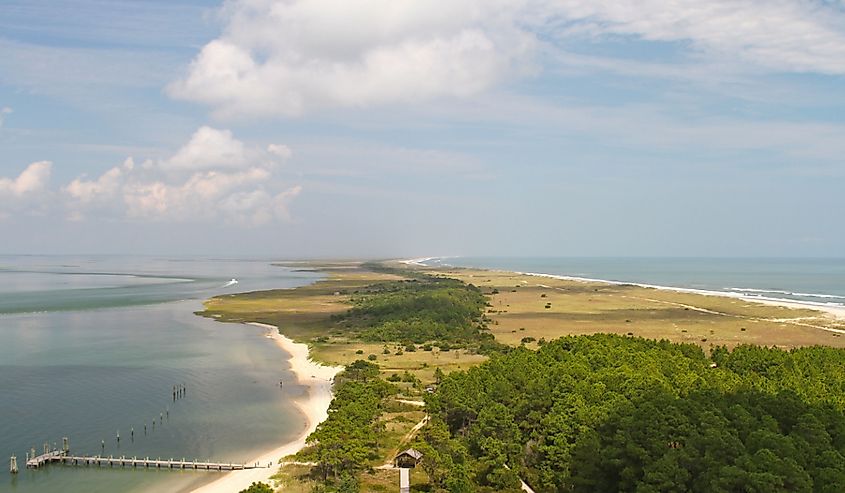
[[532, 276, 845, 336], [622, 295, 845, 336]]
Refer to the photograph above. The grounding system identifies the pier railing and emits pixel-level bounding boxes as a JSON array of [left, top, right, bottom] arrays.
[[13, 440, 267, 474]]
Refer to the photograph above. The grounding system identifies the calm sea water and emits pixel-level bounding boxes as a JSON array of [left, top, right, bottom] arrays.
[[0, 256, 321, 493], [424, 257, 845, 307]]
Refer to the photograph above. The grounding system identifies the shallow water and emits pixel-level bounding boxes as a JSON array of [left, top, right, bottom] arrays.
[[0, 256, 319, 493]]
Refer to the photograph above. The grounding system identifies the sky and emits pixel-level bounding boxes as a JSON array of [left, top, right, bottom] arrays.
[[1, 0, 844, 258]]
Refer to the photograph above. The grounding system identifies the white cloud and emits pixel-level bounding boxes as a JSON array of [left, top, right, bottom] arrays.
[[63, 127, 299, 225], [267, 144, 292, 160], [0, 161, 52, 197], [64, 158, 133, 205], [0, 107, 11, 127], [170, 0, 845, 118], [0, 161, 52, 219], [165, 126, 248, 171], [548, 0, 845, 74], [168, 0, 536, 117]]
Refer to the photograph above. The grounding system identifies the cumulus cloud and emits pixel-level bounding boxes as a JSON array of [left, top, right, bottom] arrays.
[[169, 0, 845, 118], [63, 127, 299, 225], [168, 0, 537, 117], [64, 158, 133, 205], [0, 107, 11, 127], [165, 126, 248, 171], [0, 161, 52, 218], [0, 161, 52, 197]]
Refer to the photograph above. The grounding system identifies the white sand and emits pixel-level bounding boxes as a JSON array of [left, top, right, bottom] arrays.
[[191, 323, 342, 493]]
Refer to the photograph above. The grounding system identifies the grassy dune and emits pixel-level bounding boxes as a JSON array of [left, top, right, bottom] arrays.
[[427, 267, 845, 350]]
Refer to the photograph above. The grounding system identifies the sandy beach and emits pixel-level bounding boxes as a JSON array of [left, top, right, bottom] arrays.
[[191, 322, 342, 493]]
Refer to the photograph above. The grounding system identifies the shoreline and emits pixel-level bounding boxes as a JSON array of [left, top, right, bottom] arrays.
[[406, 258, 845, 322], [514, 270, 845, 322], [190, 322, 342, 493]]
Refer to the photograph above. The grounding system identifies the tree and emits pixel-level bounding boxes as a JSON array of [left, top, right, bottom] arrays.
[[239, 482, 273, 493]]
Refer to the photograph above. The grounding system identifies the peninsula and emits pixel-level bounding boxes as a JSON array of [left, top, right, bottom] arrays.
[[197, 260, 845, 492]]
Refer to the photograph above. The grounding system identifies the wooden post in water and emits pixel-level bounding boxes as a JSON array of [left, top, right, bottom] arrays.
[[116, 430, 120, 443], [30, 448, 35, 462], [63, 437, 69, 453], [10, 456, 18, 474]]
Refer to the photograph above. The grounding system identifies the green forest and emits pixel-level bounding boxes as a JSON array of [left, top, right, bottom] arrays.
[[298, 359, 396, 487], [332, 276, 499, 352], [421, 334, 845, 492]]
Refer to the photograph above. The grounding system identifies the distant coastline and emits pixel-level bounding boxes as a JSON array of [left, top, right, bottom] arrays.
[[412, 257, 845, 323]]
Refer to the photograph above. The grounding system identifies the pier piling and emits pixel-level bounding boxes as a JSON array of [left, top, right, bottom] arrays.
[[10, 456, 18, 474]]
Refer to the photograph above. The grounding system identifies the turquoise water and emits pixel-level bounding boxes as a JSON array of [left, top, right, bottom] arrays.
[[425, 257, 845, 307], [0, 256, 321, 493]]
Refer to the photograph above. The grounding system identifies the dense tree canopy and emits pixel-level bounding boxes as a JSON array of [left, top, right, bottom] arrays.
[[333, 276, 500, 352], [423, 335, 845, 492], [299, 360, 395, 483]]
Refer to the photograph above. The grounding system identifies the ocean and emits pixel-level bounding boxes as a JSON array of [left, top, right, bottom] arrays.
[[421, 257, 845, 308], [0, 256, 320, 493]]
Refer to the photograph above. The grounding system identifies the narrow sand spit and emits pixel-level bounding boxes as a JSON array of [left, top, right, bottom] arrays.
[[190, 323, 342, 493]]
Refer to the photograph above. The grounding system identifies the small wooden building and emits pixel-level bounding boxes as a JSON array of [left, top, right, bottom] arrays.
[[394, 448, 423, 469]]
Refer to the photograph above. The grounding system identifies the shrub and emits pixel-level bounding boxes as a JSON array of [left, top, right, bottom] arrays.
[[240, 482, 273, 493]]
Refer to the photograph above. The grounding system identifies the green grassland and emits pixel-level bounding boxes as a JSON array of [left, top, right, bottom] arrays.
[[425, 267, 845, 351]]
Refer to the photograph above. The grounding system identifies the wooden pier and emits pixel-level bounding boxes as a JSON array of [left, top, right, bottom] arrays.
[[24, 449, 264, 472]]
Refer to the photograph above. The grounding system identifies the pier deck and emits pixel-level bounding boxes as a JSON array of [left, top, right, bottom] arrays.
[[25, 450, 263, 471]]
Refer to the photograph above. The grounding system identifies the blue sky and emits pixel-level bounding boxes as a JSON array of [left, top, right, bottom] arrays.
[[1, 0, 844, 257]]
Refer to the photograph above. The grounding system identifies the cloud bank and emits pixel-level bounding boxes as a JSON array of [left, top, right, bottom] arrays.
[[169, 0, 845, 118], [1, 127, 300, 225]]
